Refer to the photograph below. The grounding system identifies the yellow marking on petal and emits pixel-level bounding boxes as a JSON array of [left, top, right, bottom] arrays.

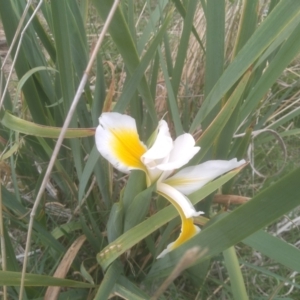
[[157, 190, 199, 251], [110, 128, 147, 170], [171, 217, 198, 249], [164, 177, 200, 186]]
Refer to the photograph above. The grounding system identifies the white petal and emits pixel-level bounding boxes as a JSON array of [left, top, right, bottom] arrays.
[[156, 134, 200, 170], [164, 158, 246, 195], [157, 182, 203, 218], [141, 120, 173, 168], [95, 112, 147, 173], [99, 112, 137, 130], [156, 242, 175, 259]]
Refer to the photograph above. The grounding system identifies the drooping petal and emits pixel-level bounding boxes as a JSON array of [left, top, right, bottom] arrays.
[[156, 134, 200, 171], [157, 182, 203, 219], [164, 158, 246, 195], [156, 182, 202, 258], [157, 217, 200, 259], [95, 112, 147, 173]]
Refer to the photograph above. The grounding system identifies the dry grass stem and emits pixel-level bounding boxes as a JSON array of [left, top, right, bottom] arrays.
[[150, 247, 208, 300], [73, 176, 96, 217], [266, 91, 300, 124], [0, 180, 7, 300], [44, 235, 87, 300], [213, 194, 250, 205]]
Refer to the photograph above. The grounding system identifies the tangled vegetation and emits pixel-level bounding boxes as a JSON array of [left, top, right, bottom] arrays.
[[0, 0, 300, 299]]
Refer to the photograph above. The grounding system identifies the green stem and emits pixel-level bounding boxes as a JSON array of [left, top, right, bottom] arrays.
[[223, 246, 249, 300]]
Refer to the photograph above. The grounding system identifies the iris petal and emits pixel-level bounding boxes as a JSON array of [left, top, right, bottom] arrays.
[[156, 182, 203, 258], [141, 120, 173, 167], [165, 158, 246, 195], [95, 113, 147, 173], [156, 134, 200, 171], [157, 182, 202, 219]]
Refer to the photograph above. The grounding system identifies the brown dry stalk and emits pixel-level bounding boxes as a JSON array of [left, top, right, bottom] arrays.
[[150, 247, 208, 300], [44, 235, 87, 300], [102, 61, 116, 112], [213, 194, 250, 205], [0, 178, 7, 300]]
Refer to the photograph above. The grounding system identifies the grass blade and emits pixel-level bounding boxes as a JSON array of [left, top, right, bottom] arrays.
[[190, 0, 300, 132], [171, 0, 199, 98], [92, 0, 157, 123], [1, 111, 95, 138], [243, 230, 300, 274], [190, 70, 251, 165], [0, 271, 94, 288], [93, 261, 122, 300], [223, 247, 249, 300], [241, 19, 300, 125]]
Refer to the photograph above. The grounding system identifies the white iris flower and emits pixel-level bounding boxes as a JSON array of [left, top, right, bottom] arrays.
[[95, 112, 245, 258]]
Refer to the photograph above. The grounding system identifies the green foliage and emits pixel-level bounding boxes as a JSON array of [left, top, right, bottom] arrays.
[[0, 0, 300, 299]]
